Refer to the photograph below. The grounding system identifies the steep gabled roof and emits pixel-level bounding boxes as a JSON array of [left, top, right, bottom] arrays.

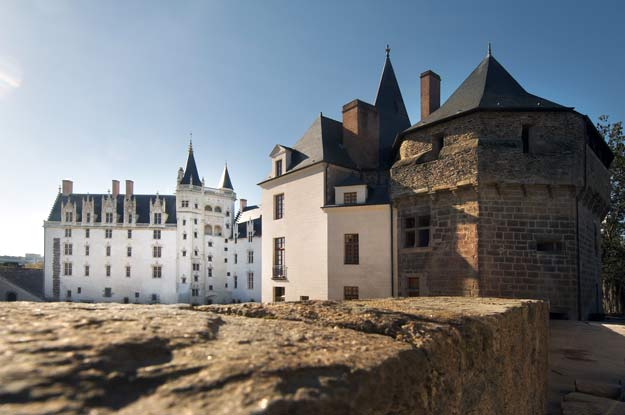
[[403, 53, 569, 134], [180, 143, 202, 186], [218, 164, 234, 190]]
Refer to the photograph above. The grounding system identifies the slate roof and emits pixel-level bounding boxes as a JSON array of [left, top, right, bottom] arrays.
[[181, 145, 202, 186], [287, 115, 357, 173], [234, 205, 262, 239], [0, 268, 44, 299], [218, 164, 234, 190], [47, 193, 177, 224], [335, 175, 367, 187], [403, 53, 569, 134]]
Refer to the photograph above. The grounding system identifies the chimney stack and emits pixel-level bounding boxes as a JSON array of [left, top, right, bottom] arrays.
[[125, 180, 134, 198], [239, 199, 247, 212], [112, 180, 120, 198], [62, 180, 73, 196], [420, 70, 441, 120]]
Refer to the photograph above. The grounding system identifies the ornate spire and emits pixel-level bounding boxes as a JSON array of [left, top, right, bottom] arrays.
[[218, 163, 234, 190], [180, 140, 201, 186], [385, 44, 391, 58]]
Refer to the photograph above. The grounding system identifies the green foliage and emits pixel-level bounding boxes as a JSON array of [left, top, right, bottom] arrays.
[[598, 115, 625, 314]]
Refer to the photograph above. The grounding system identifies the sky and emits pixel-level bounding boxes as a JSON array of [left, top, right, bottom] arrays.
[[0, 0, 624, 256]]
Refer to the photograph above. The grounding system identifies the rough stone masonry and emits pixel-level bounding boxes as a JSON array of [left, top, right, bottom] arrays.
[[0, 298, 547, 415]]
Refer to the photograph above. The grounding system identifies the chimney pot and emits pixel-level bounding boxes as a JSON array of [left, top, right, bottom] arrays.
[[420, 70, 441, 120], [125, 180, 134, 197], [239, 199, 247, 212], [62, 180, 73, 196], [112, 180, 120, 198]]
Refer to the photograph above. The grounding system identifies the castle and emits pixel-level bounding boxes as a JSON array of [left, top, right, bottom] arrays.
[[43, 144, 262, 305]]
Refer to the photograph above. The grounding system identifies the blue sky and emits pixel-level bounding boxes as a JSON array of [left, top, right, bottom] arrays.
[[1, 0, 624, 255]]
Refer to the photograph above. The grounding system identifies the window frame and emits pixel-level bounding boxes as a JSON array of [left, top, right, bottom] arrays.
[[344, 234, 359, 264]]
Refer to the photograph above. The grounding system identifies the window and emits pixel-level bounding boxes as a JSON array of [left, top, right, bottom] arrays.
[[274, 194, 284, 219], [234, 275, 238, 289], [86, 213, 91, 223], [85, 245, 89, 256], [191, 288, 199, 297], [226, 211, 230, 217], [194, 218, 198, 225], [344, 234, 359, 264], [127, 229, 132, 239], [153, 246, 162, 258], [65, 212, 73, 222], [209, 284, 213, 291], [63, 262, 72, 276], [247, 272, 254, 290], [153, 229, 161, 240], [536, 240, 563, 253], [183, 219, 187, 226], [208, 255, 213, 262], [123, 297, 129, 304], [344, 286, 359, 300], [181, 200, 189, 208], [77, 287, 82, 294], [135, 292, 139, 298], [126, 266, 131, 278], [403, 215, 430, 248], [208, 268, 213, 277], [432, 134, 444, 157], [343, 192, 357, 205], [215, 206, 222, 213], [248, 250, 254, 264], [182, 277, 187, 284], [128, 214, 133, 224], [105, 229, 112, 239], [208, 241, 213, 247], [205, 225, 213, 235], [227, 272, 231, 276], [194, 275, 199, 282], [248, 231, 253, 243], [224, 247, 228, 252], [205, 205, 212, 212], [154, 213, 162, 224], [65, 228, 72, 238], [192, 263, 200, 271], [106, 246, 111, 257], [153, 266, 162, 278], [85, 229, 90, 238], [407, 277, 420, 297], [104, 287, 112, 297], [522, 125, 530, 154], [106, 265, 111, 277], [194, 231, 198, 239], [300, 296, 309, 301], [183, 233, 187, 240], [215, 226, 222, 236], [105, 212, 113, 224], [224, 258, 228, 263], [64, 243, 73, 256], [273, 286, 285, 302], [194, 203, 198, 209], [127, 246, 132, 257], [84, 265, 89, 276], [234, 254, 238, 264], [275, 159, 283, 177], [151, 294, 159, 303], [273, 237, 285, 278]]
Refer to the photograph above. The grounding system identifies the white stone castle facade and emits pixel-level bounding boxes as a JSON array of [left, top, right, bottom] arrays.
[[43, 143, 262, 305]]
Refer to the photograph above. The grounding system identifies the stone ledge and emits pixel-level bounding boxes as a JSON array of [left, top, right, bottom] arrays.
[[0, 297, 548, 414]]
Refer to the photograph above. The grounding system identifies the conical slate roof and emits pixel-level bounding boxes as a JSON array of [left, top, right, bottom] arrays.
[[404, 52, 569, 133], [180, 142, 202, 186], [218, 164, 233, 190]]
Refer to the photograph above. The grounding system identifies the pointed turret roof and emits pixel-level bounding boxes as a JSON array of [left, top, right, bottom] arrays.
[[404, 51, 569, 133], [218, 163, 233, 190], [180, 141, 202, 186]]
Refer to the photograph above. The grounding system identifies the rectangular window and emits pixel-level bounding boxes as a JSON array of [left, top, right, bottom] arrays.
[[106, 246, 111, 256], [192, 263, 200, 271], [135, 292, 140, 298], [273, 237, 285, 278], [181, 200, 189, 208], [64, 243, 73, 256], [151, 294, 159, 303], [154, 213, 162, 224], [247, 272, 254, 290], [63, 262, 72, 276], [344, 286, 359, 300], [153, 266, 162, 278], [127, 246, 132, 257], [208, 241, 213, 247], [248, 231, 253, 243], [106, 265, 111, 277], [407, 277, 420, 297], [105, 212, 113, 224], [183, 233, 187, 240], [153, 229, 161, 240], [85, 229, 90, 238], [126, 266, 131, 278], [66, 289, 72, 298], [248, 250, 254, 264], [104, 287, 112, 297], [403, 215, 430, 248], [86, 213, 91, 223], [127, 229, 132, 239], [275, 159, 283, 177], [274, 193, 284, 219], [344, 234, 359, 264], [85, 245, 89, 256], [183, 219, 186, 226], [191, 288, 199, 296], [84, 265, 89, 276], [65, 212, 73, 222], [105, 229, 112, 239], [65, 228, 72, 238], [193, 275, 199, 282], [208, 255, 212, 262], [77, 287, 82, 294], [343, 192, 357, 205], [273, 286, 285, 302], [234, 253, 238, 264], [153, 246, 162, 258], [182, 250, 187, 257], [128, 214, 132, 224], [208, 268, 213, 277], [194, 231, 198, 239], [234, 275, 238, 289], [209, 284, 213, 291], [194, 219, 198, 225]]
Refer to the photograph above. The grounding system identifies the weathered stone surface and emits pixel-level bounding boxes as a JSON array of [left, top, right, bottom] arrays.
[[575, 379, 623, 400], [561, 392, 625, 415], [0, 298, 548, 415]]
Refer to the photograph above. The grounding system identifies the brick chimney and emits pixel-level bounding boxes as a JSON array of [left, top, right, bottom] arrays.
[[420, 70, 441, 120], [61, 180, 73, 196], [125, 180, 134, 197], [239, 199, 247, 212], [112, 180, 120, 198], [342, 99, 379, 169]]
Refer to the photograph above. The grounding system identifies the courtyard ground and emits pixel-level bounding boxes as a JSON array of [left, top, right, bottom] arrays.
[[549, 318, 625, 414]]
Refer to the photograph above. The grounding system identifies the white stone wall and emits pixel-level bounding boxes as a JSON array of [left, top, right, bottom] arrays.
[[230, 208, 262, 302], [260, 164, 328, 302]]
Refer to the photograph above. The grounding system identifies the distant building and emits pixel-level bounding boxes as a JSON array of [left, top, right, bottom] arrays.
[[43, 143, 261, 305]]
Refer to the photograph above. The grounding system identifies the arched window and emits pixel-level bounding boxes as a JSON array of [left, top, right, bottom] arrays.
[[214, 225, 222, 236], [214, 206, 222, 213], [204, 225, 213, 235], [205, 205, 213, 212]]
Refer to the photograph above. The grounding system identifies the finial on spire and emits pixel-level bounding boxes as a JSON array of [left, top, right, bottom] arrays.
[[385, 44, 391, 58], [487, 42, 492, 57], [189, 132, 193, 152]]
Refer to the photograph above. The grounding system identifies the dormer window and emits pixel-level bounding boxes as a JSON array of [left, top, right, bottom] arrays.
[[105, 212, 113, 224], [343, 192, 357, 205], [86, 213, 91, 223], [65, 212, 73, 222], [154, 213, 162, 225], [275, 159, 283, 176], [128, 214, 133, 224]]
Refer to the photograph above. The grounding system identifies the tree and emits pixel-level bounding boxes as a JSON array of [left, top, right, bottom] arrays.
[[598, 115, 625, 314]]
